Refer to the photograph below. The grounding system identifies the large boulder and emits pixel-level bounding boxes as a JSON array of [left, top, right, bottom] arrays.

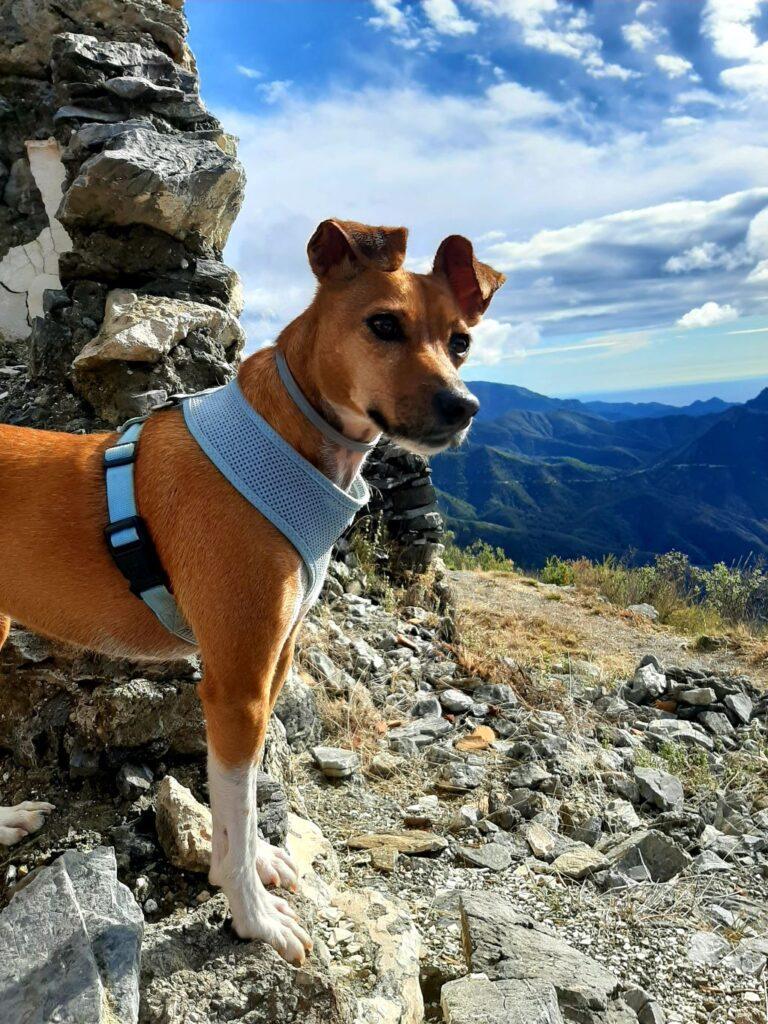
[[0, 847, 143, 1023], [58, 126, 245, 254]]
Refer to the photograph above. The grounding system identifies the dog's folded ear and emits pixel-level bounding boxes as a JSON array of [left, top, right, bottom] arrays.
[[433, 235, 506, 324], [308, 219, 408, 281]]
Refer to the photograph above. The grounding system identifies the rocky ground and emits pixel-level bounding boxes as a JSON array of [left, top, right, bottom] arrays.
[[1, 560, 767, 1023]]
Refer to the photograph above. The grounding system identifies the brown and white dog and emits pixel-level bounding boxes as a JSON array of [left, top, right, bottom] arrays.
[[0, 220, 504, 962]]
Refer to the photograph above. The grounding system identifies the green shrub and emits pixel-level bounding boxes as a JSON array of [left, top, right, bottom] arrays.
[[443, 535, 515, 572], [540, 555, 575, 586]]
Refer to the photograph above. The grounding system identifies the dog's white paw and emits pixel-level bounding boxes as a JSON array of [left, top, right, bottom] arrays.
[[227, 883, 312, 964], [0, 801, 55, 846], [253, 838, 299, 891]]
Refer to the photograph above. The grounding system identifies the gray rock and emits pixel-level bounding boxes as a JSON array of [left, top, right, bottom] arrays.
[[678, 687, 717, 706], [646, 719, 714, 751], [724, 691, 753, 725], [691, 850, 731, 874], [687, 930, 730, 966], [439, 688, 475, 714], [117, 762, 153, 798], [634, 767, 684, 812], [0, 847, 142, 1023], [604, 829, 691, 882], [441, 975, 564, 1024], [140, 893, 348, 1023], [627, 663, 667, 703], [507, 763, 554, 790], [623, 987, 666, 1024], [59, 127, 244, 253], [460, 894, 622, 1019], [698, 711, 736, 738], [457, 844, 513, 871], [311, 745, 359, 780], [550, 844, 609, 879], [473, 683, 518, 706], [274, 669, 320, 750], [303, 647, 351, 694], [721, 937, 768, 977], [437, 762, 485, 792], [627, 603, 659, 621], [411, 695, 442, 718], [387, 715, 452, 748]]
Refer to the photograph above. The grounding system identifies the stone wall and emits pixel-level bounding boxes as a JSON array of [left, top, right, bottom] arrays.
[[0, 0, 443, 563], [0, 0, 244, 429]]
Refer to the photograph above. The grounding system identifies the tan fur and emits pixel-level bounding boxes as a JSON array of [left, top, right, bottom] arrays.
[[0, 221, 503, 957]]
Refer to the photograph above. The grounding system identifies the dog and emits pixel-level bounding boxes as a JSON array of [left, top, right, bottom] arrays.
[[0, 220, 504, 963]]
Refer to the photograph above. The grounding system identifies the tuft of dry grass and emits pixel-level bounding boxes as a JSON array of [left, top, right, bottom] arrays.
[[313, 680, 389, 762]]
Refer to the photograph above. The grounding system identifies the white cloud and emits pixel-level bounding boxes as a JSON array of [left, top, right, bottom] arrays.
[[665, 241, 749, 273], [214, 79, 768, 349], [257, 80, 292, 104], [746, 260, 768, 283], [622, 21, 659, 51], [747, 206, 768, 257], [677, 300, 739, 328], [663, 115, 702, 128], [465, 0, 635, 79], [236, 65, 262, 80], [368, 0, 421, 48], [468, 318, 540, 365], [422, 0, 477, 36], [703, 0, 768, 98], [484, 80, 560, 120], [655, 53, 694, 78]]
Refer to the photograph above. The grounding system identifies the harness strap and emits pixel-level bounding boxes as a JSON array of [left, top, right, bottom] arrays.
[[274, 350, 380, 454], [104, 423, 197, 646]]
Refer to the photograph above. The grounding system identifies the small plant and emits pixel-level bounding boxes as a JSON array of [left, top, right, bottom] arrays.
[[540, 555, 575, 586], [443, 534, 515, 572], [636, 741, 716, 796]]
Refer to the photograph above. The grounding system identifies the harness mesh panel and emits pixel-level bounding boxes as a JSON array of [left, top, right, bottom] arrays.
[[183, 379, 370, 594]]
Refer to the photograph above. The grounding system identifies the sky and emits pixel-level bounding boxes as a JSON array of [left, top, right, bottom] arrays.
[[186, 0, 768, 402]]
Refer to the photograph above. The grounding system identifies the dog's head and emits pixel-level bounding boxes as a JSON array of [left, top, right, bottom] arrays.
[[304, 219, 505, 455]]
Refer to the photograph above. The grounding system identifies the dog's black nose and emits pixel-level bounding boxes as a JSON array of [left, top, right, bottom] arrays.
[[433, 388, 480, 430]]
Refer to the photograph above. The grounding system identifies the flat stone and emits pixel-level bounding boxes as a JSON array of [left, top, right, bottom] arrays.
[[437, 762, 485, 793], [691, 850, 731, 874], [627, 604, 659, 621], [507, 763, 554, 790], [678, 687, 717, 706], [347, 830, 448, 855], [0, 847, 142, 1023], [687, 930, 730, 966], [604, 829, 691, 882], [441, 975, 564, 1024], [724, 692, 753, 725], [369, 751, 405, 778], [388, 715, 452, 748], [634, 767, 684, 812], [604, 799, 641, 832], [457, 844, 513, 871], [370, 846, 399, 872], [311, 745, 359, 780], [460, 894, 621, 1018], [155, 775, 212, 873], [646, 719, 714, 751], [551, 844, 609, 880], [473, 683, 518, 705], [524, 822, 558, 860], [698, 711, 736, 738]]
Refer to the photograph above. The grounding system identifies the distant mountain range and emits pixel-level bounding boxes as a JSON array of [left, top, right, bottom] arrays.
[[431, 383, 768, 567]]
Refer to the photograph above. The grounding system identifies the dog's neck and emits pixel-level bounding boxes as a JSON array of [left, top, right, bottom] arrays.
[[237, 318, 377, 490]]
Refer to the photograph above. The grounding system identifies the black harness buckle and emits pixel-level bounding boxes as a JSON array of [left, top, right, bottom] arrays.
[[104, 515, 168, 598]]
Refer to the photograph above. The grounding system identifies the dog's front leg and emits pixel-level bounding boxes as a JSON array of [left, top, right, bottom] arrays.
[[200, 665, 311, 964]]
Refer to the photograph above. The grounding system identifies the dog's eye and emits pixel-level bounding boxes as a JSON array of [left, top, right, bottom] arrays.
[[450, 332, 471, 357], [367, 313, 405, 342]]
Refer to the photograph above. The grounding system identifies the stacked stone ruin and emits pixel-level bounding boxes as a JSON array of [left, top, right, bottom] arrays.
[[0, 0, 443, 565]]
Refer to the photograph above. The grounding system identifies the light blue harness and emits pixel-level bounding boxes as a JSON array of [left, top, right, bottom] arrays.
[[103, 352, 374, 645]]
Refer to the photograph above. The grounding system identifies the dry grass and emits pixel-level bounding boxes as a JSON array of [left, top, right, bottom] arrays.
[[313, 680, 389, 763]]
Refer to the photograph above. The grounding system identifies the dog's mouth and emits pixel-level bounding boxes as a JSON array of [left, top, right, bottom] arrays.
[[367, 408, 470, 455]]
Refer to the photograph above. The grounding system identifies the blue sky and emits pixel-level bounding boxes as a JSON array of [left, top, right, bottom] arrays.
[[187, 0, 768, 401]]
